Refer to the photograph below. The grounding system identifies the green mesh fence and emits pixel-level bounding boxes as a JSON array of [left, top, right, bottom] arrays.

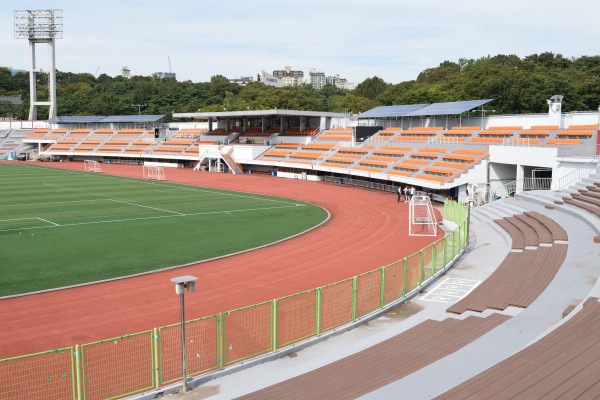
[[276, 290, 318, 348], [80, 331, 154, 400], [1, 201, 468, 399], [432, 236, 447, 273], [383, 260, 405, 305], [319, 278, 354, 332], [222, 302, 272, 365], [158, 315, 219, 385], [0, 347, 75, 400], [421, 243, 436, 281], [405, 252, 421, 293], [355, 269, 383, 318]]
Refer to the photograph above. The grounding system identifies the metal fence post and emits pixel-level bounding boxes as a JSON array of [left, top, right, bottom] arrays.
[[316, 288, 322, 336], [75, 345, 82, 400], [352, 276, 358, 321], [272, 299, 278, 351], [217, 313, 224, 369], [402, 257, 407, 296], [153, 328, 160, 389], [418, 250, 424, 285], [379, 267, 386, 308]]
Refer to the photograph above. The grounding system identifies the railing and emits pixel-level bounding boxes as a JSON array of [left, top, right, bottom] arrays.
[[316, 144, 340, 164], [0, 202, 468, 400], [523, 177, 553, 190], [557, 157, 600, 190], [484, 177, 553, 203], [323, 175, 398, 193]]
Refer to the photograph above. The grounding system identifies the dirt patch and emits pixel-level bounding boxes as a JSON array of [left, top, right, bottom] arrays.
[[383, 301, 424, 321]]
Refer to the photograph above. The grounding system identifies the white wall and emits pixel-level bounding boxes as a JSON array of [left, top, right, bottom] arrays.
[[0, 120, 48, 130], [489, 145, 558, 168], [231, 145, 269, 161]]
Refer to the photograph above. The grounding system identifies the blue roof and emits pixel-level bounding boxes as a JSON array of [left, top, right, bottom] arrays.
[[48, 116, 106, 123], [48, 115, 165, 124], [359, 104, 429, 119], [99, 115, 165, 123], [359, 99, 494, 119], [404, 99, 494, 117]]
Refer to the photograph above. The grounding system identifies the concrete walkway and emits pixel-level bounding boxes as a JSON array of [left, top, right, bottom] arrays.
[[161, 190, 600, 400]]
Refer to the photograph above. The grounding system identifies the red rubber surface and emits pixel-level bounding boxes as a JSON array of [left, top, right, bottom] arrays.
[[0, 162, 440, 358]]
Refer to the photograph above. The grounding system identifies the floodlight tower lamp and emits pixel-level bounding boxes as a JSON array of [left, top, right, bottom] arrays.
[[14, 9, 63, 121]]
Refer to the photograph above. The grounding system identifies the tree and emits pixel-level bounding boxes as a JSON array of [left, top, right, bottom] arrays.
[[353, 76, 390, 101]]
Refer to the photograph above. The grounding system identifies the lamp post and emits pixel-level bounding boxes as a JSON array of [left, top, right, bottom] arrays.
[[170, 275, 198, 393], [132, 104, 147, 115], [470, 109, 495, 130]]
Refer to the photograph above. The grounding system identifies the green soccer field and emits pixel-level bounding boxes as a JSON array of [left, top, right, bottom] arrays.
[[0, 164, 328, 297]]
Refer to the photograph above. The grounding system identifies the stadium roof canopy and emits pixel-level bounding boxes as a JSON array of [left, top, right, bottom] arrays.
[[174, 109, 345, 119], [404, 99, 493, 117], [358, 104, 428, 119], [100, 115, 165, 123], [48, 116, 106, 123], [358, 99, 493, 119], [48, 115, 165, 123]]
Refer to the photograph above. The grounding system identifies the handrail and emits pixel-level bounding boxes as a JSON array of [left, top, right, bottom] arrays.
[[557, 157, 600, 190], [483, 176, 553, 204]]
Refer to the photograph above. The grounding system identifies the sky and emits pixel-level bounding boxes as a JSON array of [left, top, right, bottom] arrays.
[[2, 0, 599, 86]]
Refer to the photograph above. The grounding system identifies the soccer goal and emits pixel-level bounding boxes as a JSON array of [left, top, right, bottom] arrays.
[[84, 160, 102, 173], [409, 195, 438, 236], [143, 165, 166, 181]]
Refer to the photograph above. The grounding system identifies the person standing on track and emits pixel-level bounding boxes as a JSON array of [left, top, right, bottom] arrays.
[[404, 186, 409, 203], [397, 186, 402, 202]]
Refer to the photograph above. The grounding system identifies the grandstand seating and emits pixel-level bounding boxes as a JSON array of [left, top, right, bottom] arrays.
[[547, 138, 582, 145], [10, 120, 596, 187], [174, 128, 207, 138], [556, 129, 594, 137]]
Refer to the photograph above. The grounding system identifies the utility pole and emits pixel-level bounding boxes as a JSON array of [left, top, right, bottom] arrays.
[[132, 104, 147, 115]]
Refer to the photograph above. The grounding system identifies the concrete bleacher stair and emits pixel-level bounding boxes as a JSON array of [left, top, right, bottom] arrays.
[[208, 182, 600, 399]]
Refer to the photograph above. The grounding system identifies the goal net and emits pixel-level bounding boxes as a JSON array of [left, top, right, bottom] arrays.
[[409, 195, 438, 236], [143, 165, 166, 181], [84, 160, 102, 173]]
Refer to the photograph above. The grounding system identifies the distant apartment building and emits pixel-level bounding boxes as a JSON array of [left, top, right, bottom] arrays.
[[256, 70, 285, 87], [229, 76, 254, 85], [155, 72, 177, 80], [309, 69, 353, 90], [309, 68, 326, 89], [327, 74, 351, 90], [272, 65, 304, 86]]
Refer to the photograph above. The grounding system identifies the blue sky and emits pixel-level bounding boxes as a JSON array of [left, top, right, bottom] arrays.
[[2, 0, 599, 86]]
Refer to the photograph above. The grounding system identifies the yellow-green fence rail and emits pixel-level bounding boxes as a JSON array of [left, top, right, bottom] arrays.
[[0, 201, 467, 400]]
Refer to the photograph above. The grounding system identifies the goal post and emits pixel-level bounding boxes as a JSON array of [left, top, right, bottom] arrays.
[[143, 165, 166, 181], [409, 195, 438, 236], [84, 160, 102, 173]]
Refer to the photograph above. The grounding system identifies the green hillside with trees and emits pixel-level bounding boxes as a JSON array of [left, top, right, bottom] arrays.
[[1, 52, 599, 121]]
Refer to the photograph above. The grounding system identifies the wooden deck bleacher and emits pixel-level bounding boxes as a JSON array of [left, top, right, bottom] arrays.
[[447, 211, 568, 315]]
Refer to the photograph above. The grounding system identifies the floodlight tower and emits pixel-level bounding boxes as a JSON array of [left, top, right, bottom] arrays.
[[14, 9, 63, 121]]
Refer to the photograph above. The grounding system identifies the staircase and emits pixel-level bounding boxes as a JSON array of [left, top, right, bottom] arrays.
[[221, 148, 244, 174]]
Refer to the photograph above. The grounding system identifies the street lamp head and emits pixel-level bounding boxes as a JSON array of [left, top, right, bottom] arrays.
[[171, 275, 198, 294]]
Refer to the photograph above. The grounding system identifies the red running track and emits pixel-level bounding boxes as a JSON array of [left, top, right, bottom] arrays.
[[0, 162, 440, 359]]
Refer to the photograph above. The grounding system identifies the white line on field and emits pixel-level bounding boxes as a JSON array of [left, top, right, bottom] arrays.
[[36, 217, 60, 226], [109, 198, 184, 216], [0, 203, 302, 233]]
